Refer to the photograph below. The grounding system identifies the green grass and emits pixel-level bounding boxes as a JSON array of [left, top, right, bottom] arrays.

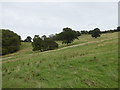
[[2, 32, 119, 88]]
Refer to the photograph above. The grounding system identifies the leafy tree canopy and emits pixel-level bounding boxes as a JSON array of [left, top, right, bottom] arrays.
[[32, 35, 58, 51], [24, 36, 32, 42], [1, 29, 21, 55], [56, 27, 81, 45], [91, 28, 101, 38]]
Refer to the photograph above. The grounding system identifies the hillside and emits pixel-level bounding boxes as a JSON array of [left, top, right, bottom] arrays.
[[2, 32, 119, 88]]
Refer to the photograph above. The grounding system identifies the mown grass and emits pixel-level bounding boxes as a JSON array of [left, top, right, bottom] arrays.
[[2, 32, 118, 88]]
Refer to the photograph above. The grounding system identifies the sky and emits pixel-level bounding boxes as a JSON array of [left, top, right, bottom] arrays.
[[0, 2, 118, 40]]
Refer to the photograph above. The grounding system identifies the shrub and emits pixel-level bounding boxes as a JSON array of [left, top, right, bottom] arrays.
[[44, 38, 58, 50], [32, 35, 43, 51], [32, 35, 58, 51], [91, 28, 101, 38]]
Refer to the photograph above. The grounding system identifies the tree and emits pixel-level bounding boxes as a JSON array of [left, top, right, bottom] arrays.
[[41, 35, 47, 40], [57, 27, 80, 45], [91, 28, 101, 38], [81, 30, 89, 34], [32, 35, 58, 51], [88, 30, 93, 34], [24, 36, 32, 42], [49, 34, 54, 38], [32, 35, 43, 51], [1, 29, 21, 55], [76, 31, 81, 37], [44, 38, 58, 50], [117, 26, 120, 31]]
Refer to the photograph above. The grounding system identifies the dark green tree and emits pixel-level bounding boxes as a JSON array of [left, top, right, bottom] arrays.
[[81, 30, 89, 34], [57, 27, 80, 45], [32, 35, 58, 52], [1, 29, 21, 55], [32, 35, 43, 51], [76, 31, 81, 36], [91, 28, 101, 38], [24, 36, 32, 42], [41, 35, 47, 40], [44, 38, 58, 50]]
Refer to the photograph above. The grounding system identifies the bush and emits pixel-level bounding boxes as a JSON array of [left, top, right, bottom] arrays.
[[91, 28, 101, 38], [1, 29, 21, 55], [32, 35, 43, 51], [32, 35, 58, 51], [44, 38, 58, 50]]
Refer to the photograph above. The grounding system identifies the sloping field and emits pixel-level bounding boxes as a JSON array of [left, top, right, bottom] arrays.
[[2, 32, 119, 88]]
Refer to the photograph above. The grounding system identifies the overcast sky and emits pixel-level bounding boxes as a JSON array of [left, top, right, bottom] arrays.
[[0, 2, 118, 39]]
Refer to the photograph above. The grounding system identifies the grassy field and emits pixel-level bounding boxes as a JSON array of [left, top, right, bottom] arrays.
[[2, 32, 119, 88]]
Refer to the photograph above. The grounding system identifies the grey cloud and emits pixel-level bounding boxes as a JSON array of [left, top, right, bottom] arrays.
[[0, 2, 118, 39]]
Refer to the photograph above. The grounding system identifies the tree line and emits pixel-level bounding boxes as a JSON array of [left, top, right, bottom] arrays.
[[81, 27, 119, 34], [30, 27, 81, 51], [1, 26, 120, 55]]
